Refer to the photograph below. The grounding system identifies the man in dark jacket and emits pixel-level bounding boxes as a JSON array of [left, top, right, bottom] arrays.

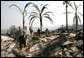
[[16, 26, 24, 49]]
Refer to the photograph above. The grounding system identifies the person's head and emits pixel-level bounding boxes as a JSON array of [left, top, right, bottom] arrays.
[[30, 27, 32, 29], [24, 26, 27, 29], [29, 27, 32, 30], [18, 26, 22, 30]]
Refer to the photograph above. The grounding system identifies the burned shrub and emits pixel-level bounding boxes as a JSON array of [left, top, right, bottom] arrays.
[[6, 25, 18, 38]]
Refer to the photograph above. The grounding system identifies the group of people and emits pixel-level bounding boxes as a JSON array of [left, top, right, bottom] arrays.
[[16, 26, 42, 49], [16, 26, 33, 49]]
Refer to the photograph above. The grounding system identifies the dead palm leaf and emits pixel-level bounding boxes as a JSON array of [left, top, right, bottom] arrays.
[[32, 4, 40, 13], [44, 16, 53, 24], [67, 1, 74, 10], [41, 4, 48, 14], [29, 12, 38, 16], [28, 12, 38, 20], [29, 16, 37, 25], [74, 2, 77, 10], [9, 4, 23, 14], [78, 12, 83, 17], [24, 2, 34, 9], [30, 17, 36, 27], [43, 13, 50, 17], [77, 4, 82, 9], [43, 11, 54, 16]]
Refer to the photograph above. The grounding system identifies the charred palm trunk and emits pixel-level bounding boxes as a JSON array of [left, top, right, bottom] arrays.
[[76, 14, 78, 32], [66, 3, 68, 31], [75, 13, 78, 39], [40, 13, 42, 32], [75, 9, 78, 32], [23, 15, 25, 29], [23, 13, 25, 36]]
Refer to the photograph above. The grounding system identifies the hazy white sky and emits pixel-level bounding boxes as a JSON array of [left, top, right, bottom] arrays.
[[1, 1, 83, 30]]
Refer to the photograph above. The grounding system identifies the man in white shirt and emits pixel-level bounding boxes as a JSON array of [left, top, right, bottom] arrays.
[[24, 26, 30, 47], [24, 27, 30, 35]]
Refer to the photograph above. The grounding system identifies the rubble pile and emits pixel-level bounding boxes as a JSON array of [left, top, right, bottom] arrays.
[[1, 36, 16, 57], [49, 30, 83, 57], [1, 29, 83, 57], [12, 35, 60, 57]]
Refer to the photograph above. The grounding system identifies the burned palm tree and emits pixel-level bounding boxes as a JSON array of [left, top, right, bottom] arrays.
[[9, 2, 34, 30], [28, 4, 54, 31], [72, 2, 83, 31], [63, 2, 83, 32], [63, 1, 73, 31]]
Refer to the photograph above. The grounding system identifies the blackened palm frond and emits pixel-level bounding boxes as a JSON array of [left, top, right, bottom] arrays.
[[77, 15, 81, 23], [74, 2, 77, 10], [68, 2, 74, 10], [9, 4, 23, 14], [13, 8, 22, 14], [24, 2, 34, 9], [77, 4, 82, 9], [44, 16, 54, 24], [28, 14, 37, 21], [78, 12, 83, 17], [28, 14, 36, 19], [30, 12, 38, 15], [43, 11, 54, 16], [41, 4, 48, 14], [29, 16, 37, 25], [43, 13, 50, 17], [30, 18, 36, 27], [32, 4, 40, 13], [28, 12, 38, 20]]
